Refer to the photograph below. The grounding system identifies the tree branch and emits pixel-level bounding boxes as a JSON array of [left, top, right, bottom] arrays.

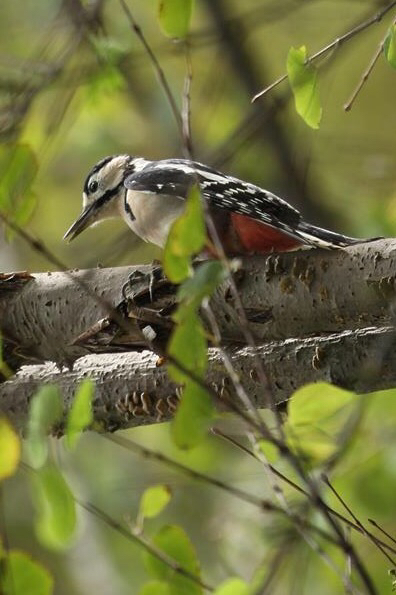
[[1, 239, 395, 368], [1, 239, 396, 432], [1, 325, 395, 432]]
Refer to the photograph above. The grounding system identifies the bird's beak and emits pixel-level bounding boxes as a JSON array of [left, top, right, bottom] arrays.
[[63, 203, 96, 242]]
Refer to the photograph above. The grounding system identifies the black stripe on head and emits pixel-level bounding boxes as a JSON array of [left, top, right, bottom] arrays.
[[93, 180, 125, 210], [83, 156, 116, 194]]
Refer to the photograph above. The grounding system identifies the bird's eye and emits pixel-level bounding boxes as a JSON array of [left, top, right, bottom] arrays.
[[89, 180, 98, 193]]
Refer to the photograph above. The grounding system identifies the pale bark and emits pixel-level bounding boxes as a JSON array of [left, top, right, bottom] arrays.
[[1, 326, 394, 432], [1, 239, 396, 365], [1, 239, 396, 431]]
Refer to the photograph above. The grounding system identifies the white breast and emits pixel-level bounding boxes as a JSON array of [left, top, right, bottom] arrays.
[[122, 190, 186, 248]]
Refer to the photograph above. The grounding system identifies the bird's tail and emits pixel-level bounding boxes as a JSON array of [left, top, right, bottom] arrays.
[[296, 221, 377, 249]]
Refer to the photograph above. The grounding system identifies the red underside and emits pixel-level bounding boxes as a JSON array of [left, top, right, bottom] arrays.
[[230, 213, 302, 253]]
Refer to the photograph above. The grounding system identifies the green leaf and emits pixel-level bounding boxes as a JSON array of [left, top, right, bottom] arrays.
[[158, 0, 194, 39], [287, 46, 322, 129], [168, 309, 207, 383], [384, 24, 396, 69], [25, 386, 63, 469], [214, 577, 249, 595], [0, 418, 20, 480], [144, 524, 202, 595], [172, 382, 214, 449], [1, 549, 53, 595], [140, 484, 172, 519], [66, 379, 94, 450], [140, 581, 171, 595], [284, 382, 356, 467], [32, 465, 76, 550], [177, 261, 227, 309], [163, 184, 206, 283]]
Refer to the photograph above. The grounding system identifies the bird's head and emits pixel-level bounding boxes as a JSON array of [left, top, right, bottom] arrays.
[[63, 154, 146, 241]]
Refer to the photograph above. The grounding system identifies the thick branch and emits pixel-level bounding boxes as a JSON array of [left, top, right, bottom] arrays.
[[1, 326, 394, 432], [1, 240, 395, 368]]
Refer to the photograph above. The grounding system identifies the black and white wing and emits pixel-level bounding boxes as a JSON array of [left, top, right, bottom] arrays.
[[124, 158, 303, 232], [124, 159, 362, 248]]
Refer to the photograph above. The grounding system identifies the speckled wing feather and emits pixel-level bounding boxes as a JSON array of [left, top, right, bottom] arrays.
[[124, 158, 310, 242]]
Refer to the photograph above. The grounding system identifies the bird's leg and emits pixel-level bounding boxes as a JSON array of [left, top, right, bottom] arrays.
[[121, 264, 164, 302]]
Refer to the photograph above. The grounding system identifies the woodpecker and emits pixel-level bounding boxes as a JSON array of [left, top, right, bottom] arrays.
[[64, 154, 364, 254]]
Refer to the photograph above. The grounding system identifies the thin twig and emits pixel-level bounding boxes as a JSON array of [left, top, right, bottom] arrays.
[[344, 18, 396, 111], [78, 500, 213, 591], [322, 474, 396, 567], [281, 452, 377, 594], [368, 519, 396, 546], [212, 428, 396, 557], [215, 427, 377, 593], [105, 433, 342, 548], [247, 428, 359, 594], [252, 0, 396, 102], [118, 0, 184, 140]]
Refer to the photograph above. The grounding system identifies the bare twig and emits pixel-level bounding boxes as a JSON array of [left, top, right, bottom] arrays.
[[369, 519, 396, 546], [105, 433, 342, 549], [344, 18, 396, 111], [322, 474, 396, 567], [213, 428, 396, 557], [118, 0, 184, 146], [252, 1, 396, 102]]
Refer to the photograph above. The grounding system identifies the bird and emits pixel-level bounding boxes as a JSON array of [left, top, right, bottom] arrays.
[[64, 154, 366, 255]]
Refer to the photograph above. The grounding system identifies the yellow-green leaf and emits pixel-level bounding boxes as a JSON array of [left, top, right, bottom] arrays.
[[284, 382, 356, 467], [172, 382, 214, 449], [158, 0, 194, 39], [144, 524, 202, 594], [140, 484, 172, 519], [214, 577, 250, 595], [1, 550, 53, 595], [0, 418, 20, 480], [32, 465, 76, 550], [66, 379, 94, 450], [25, 386, 63, 469], [384, 24, 396, 69], [287, 46, 322, 129], [163, 184, 206, 283]]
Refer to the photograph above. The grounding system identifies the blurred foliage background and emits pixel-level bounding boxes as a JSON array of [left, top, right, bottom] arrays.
[[2, 0, 396, 593]]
